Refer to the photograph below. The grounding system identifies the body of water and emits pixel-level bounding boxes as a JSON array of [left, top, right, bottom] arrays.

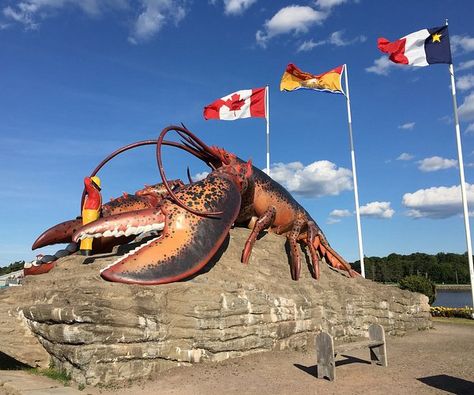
[[432, 290, 473, 307]]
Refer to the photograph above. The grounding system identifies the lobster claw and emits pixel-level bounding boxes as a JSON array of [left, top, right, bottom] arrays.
[[33, 188, 170, 252], [33, 217, 134, 253], [73, 175, 242, 285], [32, 218, 82, 250]]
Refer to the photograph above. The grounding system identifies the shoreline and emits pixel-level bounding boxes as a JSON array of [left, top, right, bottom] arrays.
[[383, 283, 471, 291], [436, 284, 471, 291]]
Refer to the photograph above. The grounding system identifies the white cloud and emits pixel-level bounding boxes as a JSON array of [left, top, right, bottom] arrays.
[[193, 171, 209, 181], [458, 92, 474, 121], [329, 209, 351, 217], [3, 4, 37, 29], [398, 122, 415, 130], [328, 30, 366, 46], [220, 0, 257, 15], [397, 152, 414, 161], [2, 0, 185, 43], [465, 123, 474, 134], [256, 6, 327, 48], [128, 0, 186, 44], [459, 60, 474, 71], [359, 201, 394, 219], [2, 0, 128, 30], [315, 0, 349, 9], [297, 30, 365, 52], [456, 74, 474, 91], [297, 39, 325, 52], [402, 184, 474, 219], [366, 56, 396, 76], [451, 34, 474, 53], [439, 115, 452, 124], [270, 160, 352, 197], [417, 156, 457, 172]]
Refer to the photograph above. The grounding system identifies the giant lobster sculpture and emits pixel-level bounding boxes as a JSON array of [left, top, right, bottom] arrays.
[[32, 125, 358, 284]]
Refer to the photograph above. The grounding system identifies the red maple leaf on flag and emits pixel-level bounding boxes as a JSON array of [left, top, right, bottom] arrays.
[[224, 93, 245, 111]]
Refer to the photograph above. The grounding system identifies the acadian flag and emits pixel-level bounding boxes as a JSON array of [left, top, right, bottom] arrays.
[[378, 26, 452, 66], [280, 63, 344, 94], [203, 87, 266, 121]]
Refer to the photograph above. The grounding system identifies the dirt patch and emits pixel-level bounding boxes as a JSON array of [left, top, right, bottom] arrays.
[[84, 321, 473, 395]]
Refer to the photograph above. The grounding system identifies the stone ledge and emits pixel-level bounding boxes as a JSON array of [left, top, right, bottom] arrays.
[[1, 228, 431, 385]]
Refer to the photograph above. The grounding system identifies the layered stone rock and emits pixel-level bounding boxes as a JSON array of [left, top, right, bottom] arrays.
[[0, 228, 431, 385]]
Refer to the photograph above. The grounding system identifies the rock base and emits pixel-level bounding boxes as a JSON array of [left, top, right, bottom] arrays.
[[0, 228, 431, 385]]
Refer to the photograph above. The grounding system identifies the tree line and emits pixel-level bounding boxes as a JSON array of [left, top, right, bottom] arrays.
[[0, 261, 25, 276], [351, 252, 471, 284]]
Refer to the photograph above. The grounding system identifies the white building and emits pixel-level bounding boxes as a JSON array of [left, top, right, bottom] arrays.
[[0, 269, 24, 287]]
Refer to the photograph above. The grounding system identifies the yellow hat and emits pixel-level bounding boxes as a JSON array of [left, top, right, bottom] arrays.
[[90, 176, 101, 188]]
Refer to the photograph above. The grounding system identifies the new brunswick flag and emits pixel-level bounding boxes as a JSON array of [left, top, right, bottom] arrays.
[[280, 63, 344, 94]]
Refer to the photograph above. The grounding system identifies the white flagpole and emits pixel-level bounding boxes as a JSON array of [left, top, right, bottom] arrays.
[[266, 85, 270, 176], [446, 19, 474, 315], [447, 56, 474, 316], [344, 64, 366, 277]]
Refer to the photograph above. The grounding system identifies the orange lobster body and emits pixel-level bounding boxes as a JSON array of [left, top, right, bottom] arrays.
[[208, 152, 357, 280]]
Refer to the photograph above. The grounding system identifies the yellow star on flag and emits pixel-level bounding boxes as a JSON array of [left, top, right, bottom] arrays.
[[432, 33, 442, 43]]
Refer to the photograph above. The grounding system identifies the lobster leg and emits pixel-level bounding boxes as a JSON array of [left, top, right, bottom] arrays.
[[305, 222, 320, 280], [308, 221, 358, 278], [241, 206, 276, 264], [288, 218, 304, 280]]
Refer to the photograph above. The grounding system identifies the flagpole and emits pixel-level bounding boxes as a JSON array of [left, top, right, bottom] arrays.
[[343, 64, 365, 277], [266, 85, 270, 176], [450, 63, 474, 315], [446, 26, 474, 316]]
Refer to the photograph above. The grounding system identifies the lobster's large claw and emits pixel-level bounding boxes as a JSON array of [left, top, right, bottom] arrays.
[[73, 176, 242, 285], [33, 217, 134, 254], [32, 219, 82, 250], [32, 188, 169, 252]]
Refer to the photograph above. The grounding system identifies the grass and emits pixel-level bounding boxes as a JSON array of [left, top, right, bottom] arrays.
[[27, 367, 72, 386], [432, 316, 474, 326]]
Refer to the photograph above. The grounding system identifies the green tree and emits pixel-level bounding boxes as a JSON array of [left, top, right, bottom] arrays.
[[352, 251, 472, 285], [399, 275, 436, 304], [0, 261, 24, 276]]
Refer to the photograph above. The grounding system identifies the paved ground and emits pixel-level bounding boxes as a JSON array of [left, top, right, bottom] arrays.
[[1, 320, 473, 395], [0, 370, 82, 394]]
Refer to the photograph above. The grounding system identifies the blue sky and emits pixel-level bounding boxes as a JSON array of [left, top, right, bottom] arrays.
[[2, 0, 474, 266]]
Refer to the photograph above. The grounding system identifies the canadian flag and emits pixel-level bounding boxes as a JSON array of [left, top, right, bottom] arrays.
[[203, 87, 266, 121]]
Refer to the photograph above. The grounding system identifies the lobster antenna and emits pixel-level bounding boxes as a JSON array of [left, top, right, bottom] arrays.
[[186, 167, 194, 184], [178, 133, 201, 151], [176, 130, 207, 153], [176, 131, 218, 169], [81, 139, 210, 211], [175, 127, 215, 154], [157, 125, 223, 217]]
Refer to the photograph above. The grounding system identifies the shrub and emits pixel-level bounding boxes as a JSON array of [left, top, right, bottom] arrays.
[[399, 275, 436, 304], [430, 306, 473, 319]]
